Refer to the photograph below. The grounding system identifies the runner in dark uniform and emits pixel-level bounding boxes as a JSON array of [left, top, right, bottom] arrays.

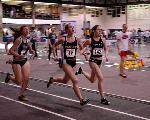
[[61, 35, 77, 67], [89, 36, 104, 65], [76, 25, 110, 105], [5, 26, 34, 101], [48, 27, 57, 63], [47, 23, 90, 106]]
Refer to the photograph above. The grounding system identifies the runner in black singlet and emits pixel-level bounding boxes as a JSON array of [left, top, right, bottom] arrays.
[[76, 25, 110, 105], [5, 26, 34, 101], [47, 23, 90, 106]]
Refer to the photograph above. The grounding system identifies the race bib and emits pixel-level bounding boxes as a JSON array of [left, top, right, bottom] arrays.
[[92, 48, 102, 55], [21, 44, 28, 56], [66, 49, 75, 57], [21, 50, 28, 59]]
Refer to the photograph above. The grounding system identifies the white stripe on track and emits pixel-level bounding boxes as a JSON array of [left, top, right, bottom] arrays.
[[1, 71, 150, 104], [0, 82, 150, 120], [0, 95, 76, 120]]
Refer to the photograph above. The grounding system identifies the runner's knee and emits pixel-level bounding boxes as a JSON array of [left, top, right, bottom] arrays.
[[90, 79, 96, 83]]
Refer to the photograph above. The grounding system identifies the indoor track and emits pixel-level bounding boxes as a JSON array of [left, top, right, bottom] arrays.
[[0, 72, 150, 120]]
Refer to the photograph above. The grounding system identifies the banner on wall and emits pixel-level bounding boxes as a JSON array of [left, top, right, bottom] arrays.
[[128, 4, 150, 20], [61, 21, 76, 32]]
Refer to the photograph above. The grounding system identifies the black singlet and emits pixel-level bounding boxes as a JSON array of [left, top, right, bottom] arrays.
[[90, 37, 104, 58], [61, 36, 77, 67]]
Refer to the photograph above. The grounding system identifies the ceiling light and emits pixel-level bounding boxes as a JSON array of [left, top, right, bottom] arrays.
[[34, 2, 57, 5], [2, 0, 11, 1], [15, 1, 28, 4], [44, 3, 57, 5], [86, 6, 101, 9], [34, 2, 43, 5]]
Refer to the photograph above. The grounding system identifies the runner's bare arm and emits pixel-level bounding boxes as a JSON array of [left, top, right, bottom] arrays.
[[102, 37, 108, 61], [9, 37, 22, 57], [82, 39, 91, 49], [53, 37, 64, 58], [54, 37, 64, 48], [76, 37, 83, 50], [79, 39, 91, 54]]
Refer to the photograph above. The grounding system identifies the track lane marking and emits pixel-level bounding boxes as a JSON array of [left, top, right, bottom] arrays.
[[0, 82, 150, 120], [1, 71, 150, 105], [0, 95, 76, 120]]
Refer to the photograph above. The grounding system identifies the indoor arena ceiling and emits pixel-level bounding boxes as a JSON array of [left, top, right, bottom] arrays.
[[9, 0, 150, 7]]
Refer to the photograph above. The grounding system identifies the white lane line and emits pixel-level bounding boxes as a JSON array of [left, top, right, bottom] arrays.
[[104, 65, 113, 67], [0, 71, 150, 104], [76, 62, 84, 64], [1, 82, 150, 120], [76, 59, 80, 61], [0, 95, 76, 120], [28, 77, 150, 104]]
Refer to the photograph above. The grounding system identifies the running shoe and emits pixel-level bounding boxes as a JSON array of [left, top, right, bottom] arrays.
[[5, 73, 10, 83], [18, 95, 28, 101], [101, 98, 110, 105], [119, 73, 127, 78], [80, 98, 90, 106], [6, 60, 12, 64], [47, 77, 53, 88], [75, 67, 82, 75]]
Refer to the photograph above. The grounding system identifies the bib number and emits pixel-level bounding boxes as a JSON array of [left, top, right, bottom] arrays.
[[21, 45, 28, 56], [66, 49, 75, 57], [93, 48, 102, 55]]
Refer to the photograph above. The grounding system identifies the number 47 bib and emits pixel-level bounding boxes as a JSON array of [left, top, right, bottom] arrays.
[[66, 49, 76, 57]]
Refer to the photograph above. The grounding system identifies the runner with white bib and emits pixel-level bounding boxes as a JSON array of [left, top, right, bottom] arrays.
[[47, 23, 90, 106], [76, 25, 110, 105]]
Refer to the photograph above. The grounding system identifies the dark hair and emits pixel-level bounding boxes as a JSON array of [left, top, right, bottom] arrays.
[[90, 25, 99, 38], [9, 27, 21, 41], [31, 27, 35, 31], [20, 25, 28, 33], [9, 25, 28, 41], [65, 23, 71, 32], [122, 24, 126, 27], [65, 24, 69, 32]]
